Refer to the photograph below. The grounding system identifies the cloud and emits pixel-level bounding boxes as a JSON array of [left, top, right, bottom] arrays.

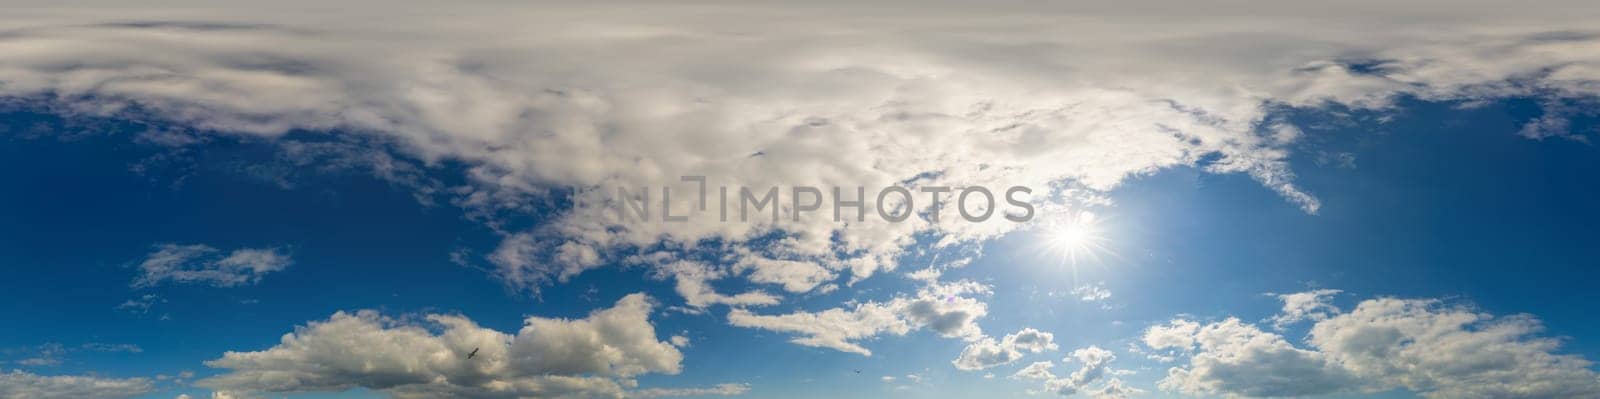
[[657, 260, 781, 309], [727, 281, 987, 355], [733, 257, 835, 294], [628, 383, 750, 398], [1268, 288, 1341, 329], [116, 294, 164, 314], [131, 244, 290, 288], [952, 328, 1058, 370], [1072, 284, 1112, 302], [1149, 317, 1357, 397], [3, 5, 1600, 382], [198, 293, 683, 399], [13, 343, 65, 367], [1007, 346, 1133, 397], [80, 343, 143, 353], [8, 1, 1598, 302], [1146, 291, 1600, 398], [1310, 298, 1600, 399], [1010, 361, 1056, 381], [0, 370, 152, 399], [726, 301, 907, 356], [1083, 378, 1144, 399], [6, 342, 143, 367]]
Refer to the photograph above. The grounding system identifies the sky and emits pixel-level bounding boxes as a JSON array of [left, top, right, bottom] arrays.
[[1, 1, 1600, 399]]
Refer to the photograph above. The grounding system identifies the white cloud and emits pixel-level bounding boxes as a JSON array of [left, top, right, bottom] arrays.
[[1083, 378, 1144, 399], [1311, 298, 1600, 399], [1010, 361, 1056, 381], [131, 244, 290, 288], [1072, 284, 1112, 302], [726, 301, 908, 356], [1147, 292, 1600, 398], [733, 257, 835, 294], [1008, 346, 1132, 396], [0, 370, 152, 399], [198, 293, 683, 399], [657, 260, 781, 309], [1150, 317, 1357, 397], [1268, 288, 1341, 329], [628, 383, 749, 398], [952, 328, 1058, 370], [727, 281, 988, 355]]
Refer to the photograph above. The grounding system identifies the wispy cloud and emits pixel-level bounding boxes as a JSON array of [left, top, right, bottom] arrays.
[[130, 244, 291, 288]]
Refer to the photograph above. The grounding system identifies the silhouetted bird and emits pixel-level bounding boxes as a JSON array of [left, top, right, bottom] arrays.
[[853, 369, 861, 374], [468, 347, 479, 359]]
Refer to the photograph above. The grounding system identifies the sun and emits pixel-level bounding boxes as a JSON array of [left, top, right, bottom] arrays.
[[1042, 211, 1111, 266]]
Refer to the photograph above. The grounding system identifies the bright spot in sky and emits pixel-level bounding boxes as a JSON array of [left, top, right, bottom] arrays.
[[1042, 211, 1110, 266]]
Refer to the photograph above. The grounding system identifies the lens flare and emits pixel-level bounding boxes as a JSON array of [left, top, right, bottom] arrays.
[[1042, 211, 1111, 266]]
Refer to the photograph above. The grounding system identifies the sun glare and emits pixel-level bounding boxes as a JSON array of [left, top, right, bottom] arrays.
[[1043, 211, 1110, 266]]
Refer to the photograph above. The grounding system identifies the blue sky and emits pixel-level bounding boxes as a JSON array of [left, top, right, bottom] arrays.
[[3, 2, 1600, 399]]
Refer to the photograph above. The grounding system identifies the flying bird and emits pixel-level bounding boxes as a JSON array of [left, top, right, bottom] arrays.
[[853, 369, 861, 374], [467, 347, 479, 359]]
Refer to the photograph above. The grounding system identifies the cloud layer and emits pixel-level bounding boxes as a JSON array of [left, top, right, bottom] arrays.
[[0, 370, 152, 399], [4, 1, 1599, 313]]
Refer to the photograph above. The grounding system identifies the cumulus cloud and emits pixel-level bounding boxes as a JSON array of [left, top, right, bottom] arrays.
[[1148, 318, 1357, 397], [198, 293, 684, 399], [1008, 346, 1135, 397], [131, 244, 290, 288], [1146, 291, 1600, 398], [5, 0, 1598, 305], [727, 280, 988, 355], [1268, 288, 1341, 329], [1311, 298, 1600, 399], [952, 328, 1058, 370], [0, 370, 152, 399]]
